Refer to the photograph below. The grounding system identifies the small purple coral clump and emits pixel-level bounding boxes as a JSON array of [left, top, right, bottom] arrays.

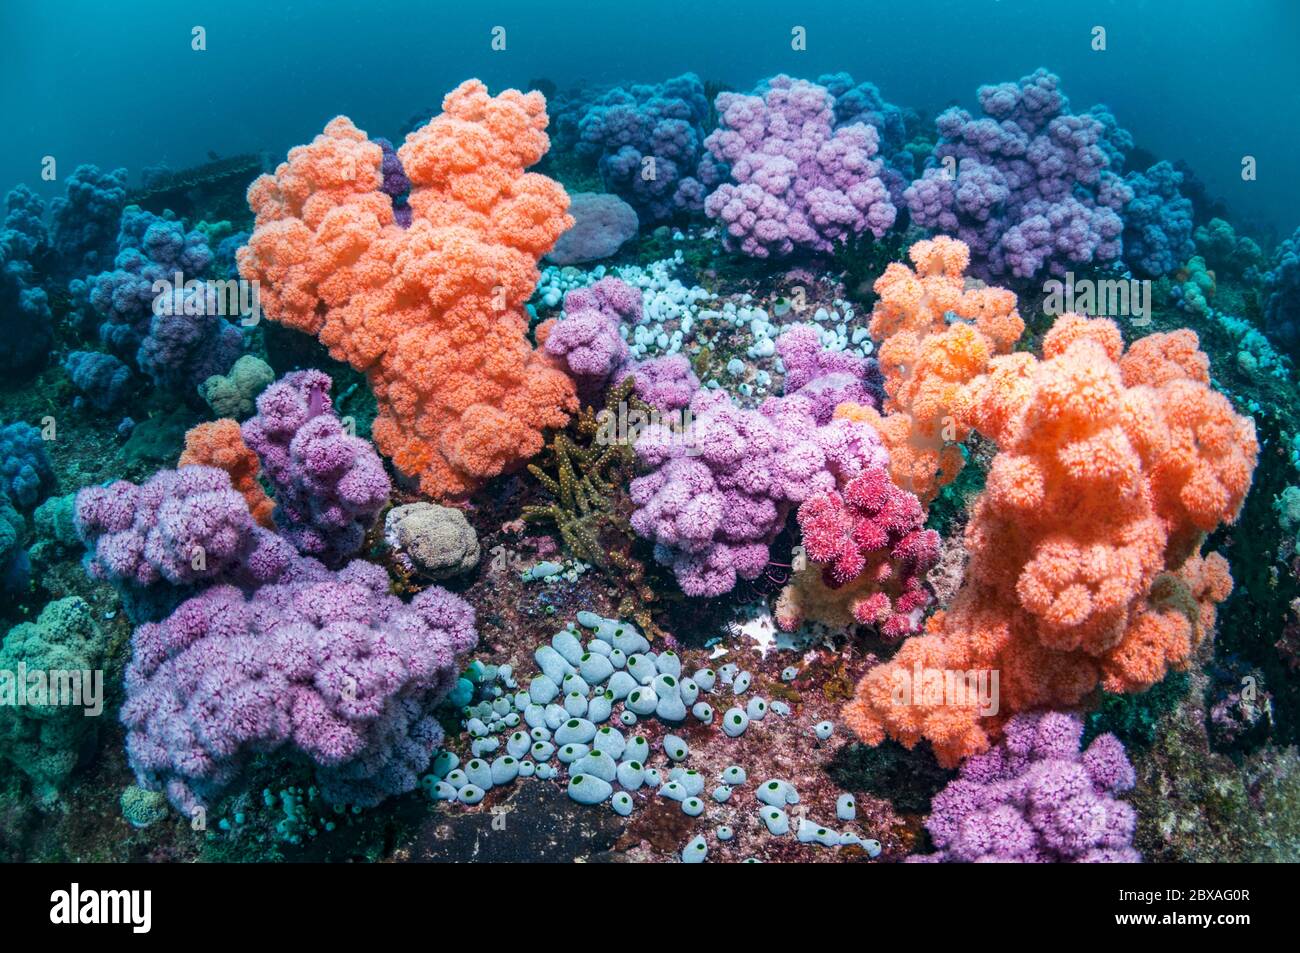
[[704, 75, 897, 258], [905, 69, 1132, 280], [241, 370, 391, 564], [1122, 161, 1195, 278], [543, 277, 637, 396], [544, 277, 700, 412], [621, 355, 699, 414], [630, 327, 887, 596], [373, 137, 412, 228], [910, 711, 1141, 863], [120, 559, 477, 813], [74, 464, 300, 620]]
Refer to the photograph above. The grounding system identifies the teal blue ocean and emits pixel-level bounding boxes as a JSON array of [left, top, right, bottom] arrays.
[[3, 0, 1298, 236]]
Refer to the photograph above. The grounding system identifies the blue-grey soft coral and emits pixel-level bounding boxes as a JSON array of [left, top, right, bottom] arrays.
[[1262, 227, 1300, 355], [85, 204, 241, 393], [0, 492, 30, 595], [0, 185, 53, 372], [577, 72, 717, 222], [1123, 161, 1195, 278], [48, 163, 129, 279], [89, 204, 213, 356], [0, 421, 55, 510], [64, 350, 133, 412]]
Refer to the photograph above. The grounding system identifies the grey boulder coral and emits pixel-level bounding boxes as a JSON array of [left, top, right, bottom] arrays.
[[384, 502, 481, 580]]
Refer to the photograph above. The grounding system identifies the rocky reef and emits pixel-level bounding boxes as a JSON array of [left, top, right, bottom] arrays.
[[0, 66, 1296, 867]]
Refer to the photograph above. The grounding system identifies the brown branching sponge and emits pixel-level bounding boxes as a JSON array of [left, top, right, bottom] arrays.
[[522, 378, 668, 639]]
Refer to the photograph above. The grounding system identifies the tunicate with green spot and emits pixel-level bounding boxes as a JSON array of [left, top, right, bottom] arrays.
[[722, 707, 749, 737], [681, 835, 708, 863], [836, 794, 855, 821]]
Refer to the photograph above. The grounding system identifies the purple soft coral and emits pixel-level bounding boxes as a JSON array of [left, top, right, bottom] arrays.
[[905, 69, 1132, 280], [544, 277, 700, 412], [775, 324, 874, 423], [629, 327, 887, 596], [74, 464, 301, 621], [703, 75, 897, 258], [120, 559, 477, 814], [373, 137, 412, 228], [910, 710, 1141, 863], [543, 277, 636, 398], [241, 370, 391, 565]]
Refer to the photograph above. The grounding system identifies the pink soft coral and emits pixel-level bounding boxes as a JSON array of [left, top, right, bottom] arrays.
[[776, 468, 939, 639]]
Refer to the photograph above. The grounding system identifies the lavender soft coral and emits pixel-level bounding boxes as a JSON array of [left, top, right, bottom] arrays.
[[544, 277, 700, 412], [817, 72, 919, 201], [629, 326, 886, 596], [621, 355, 699, 414], [74, 464, 300, 621], [904, 69, 1132, 280], [543, 277, 637, 397], [773, 324, 875, 423], [120, 559, 477, 814], [910, 711, 1141, 863], [241, 370, 391, 564], [704, 75, 897, 258]]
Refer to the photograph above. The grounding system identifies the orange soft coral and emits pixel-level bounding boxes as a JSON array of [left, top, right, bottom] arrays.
[[842, 314, 1257, 766], [848, 236, 1023, 503], [178, 420, 275, 527], [238, 81, 577, 499]]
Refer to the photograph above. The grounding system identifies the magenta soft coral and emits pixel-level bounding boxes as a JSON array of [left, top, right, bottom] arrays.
[[629, 327, 887, 596], [781, 467, 939, 638]]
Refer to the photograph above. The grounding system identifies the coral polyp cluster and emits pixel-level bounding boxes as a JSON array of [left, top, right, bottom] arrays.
[[838, 236, 1023, 504], [237, 82, 577, 499], [843, 310, 1256, 766]]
